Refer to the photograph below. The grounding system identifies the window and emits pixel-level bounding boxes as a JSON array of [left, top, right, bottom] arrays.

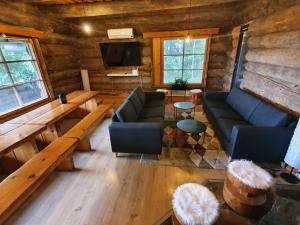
[[163, 38, 207, 84], [0, 38, 48, 115]]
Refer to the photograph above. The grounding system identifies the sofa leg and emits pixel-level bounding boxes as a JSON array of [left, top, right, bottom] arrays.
[[157, 154, 160, 160], [115, 152, 119, 157]]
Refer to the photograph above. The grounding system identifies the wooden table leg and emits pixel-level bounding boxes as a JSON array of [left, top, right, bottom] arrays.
[[85, 98, 98, 112], [37, 124, 76, 171], [105, 108, 114, 118], [76, 137, 92, 152], [13, 139, 39, 165], [0, 152, 20, 174], [56, 155, 75, 171], [0, 139, 39, 174]]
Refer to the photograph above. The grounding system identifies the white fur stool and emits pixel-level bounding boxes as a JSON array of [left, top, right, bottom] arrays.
[[223, 160, 274, 217], [172, 183, 219, 225]]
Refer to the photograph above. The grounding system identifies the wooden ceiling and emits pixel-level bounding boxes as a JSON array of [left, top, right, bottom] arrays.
[[22, 0, 112, 5], [25, 0, 243, 18]]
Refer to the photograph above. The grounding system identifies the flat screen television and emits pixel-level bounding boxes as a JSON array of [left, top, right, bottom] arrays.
[[99, 42, 141, 67]]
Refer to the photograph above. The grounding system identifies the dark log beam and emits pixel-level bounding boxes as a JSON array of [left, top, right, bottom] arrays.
[[37, 0, 242, 18], [22, 0, 106, 4]]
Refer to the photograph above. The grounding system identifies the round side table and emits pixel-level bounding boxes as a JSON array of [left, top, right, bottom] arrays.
[[174, 102, 195, 120], [176, 119, 207, 151], [190, 89, 202, 105]]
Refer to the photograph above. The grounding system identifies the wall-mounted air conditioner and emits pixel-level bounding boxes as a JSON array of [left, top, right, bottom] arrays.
[[107, 28, 134, 39]]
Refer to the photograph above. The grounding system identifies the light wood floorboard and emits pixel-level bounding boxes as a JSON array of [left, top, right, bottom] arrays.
[[6, 119, 225, 225]]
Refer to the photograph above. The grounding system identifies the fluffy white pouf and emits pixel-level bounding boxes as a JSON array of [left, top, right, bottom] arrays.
[[227, 160, 274, 190], [172, 183, 219, 225]]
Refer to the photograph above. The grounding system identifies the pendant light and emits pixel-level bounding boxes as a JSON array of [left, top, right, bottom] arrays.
[[82, 1, 92, 34], [185, 0, 192, 43], [83, 23, 91, 33]]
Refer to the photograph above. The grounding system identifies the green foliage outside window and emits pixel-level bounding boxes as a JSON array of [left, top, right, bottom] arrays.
[[0, 38, 46, 115], [163, 38, 207, 84]]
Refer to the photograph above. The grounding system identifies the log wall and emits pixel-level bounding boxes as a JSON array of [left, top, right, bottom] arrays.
[[0, 1, 82, 96], [239, 4, 300, 115], [72, 4, 236, 91]]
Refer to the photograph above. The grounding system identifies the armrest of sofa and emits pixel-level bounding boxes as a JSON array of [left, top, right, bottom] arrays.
[[204, 91, 229, 101], [109, 122, 163, 154], [145, 91, 166, 100], [230, 125, 294, 162]]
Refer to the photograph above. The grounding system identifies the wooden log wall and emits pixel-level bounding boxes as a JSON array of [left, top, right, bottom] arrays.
[[72, 4, 236, 91], [232, 0, 300, 26], [76, 36, 152, 91], [239, 4, 300, 115], [208, 33, 232, 90], [0, 1, 82, 96], [224, 26, 240, 90]]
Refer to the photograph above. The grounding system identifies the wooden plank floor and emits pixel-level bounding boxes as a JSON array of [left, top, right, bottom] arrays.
[[5, 119, 225, 225]]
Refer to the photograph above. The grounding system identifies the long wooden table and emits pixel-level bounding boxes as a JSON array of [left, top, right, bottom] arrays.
[[0, 90, 100, 174]]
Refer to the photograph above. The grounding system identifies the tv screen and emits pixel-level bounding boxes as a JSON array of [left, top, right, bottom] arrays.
[[99, 42, 141, 67]]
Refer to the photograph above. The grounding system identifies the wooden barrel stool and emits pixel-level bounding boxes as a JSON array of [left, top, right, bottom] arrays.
[[172, 183, 219, 225], [223, 160, 274, 218], [190, 89, 202, 105]]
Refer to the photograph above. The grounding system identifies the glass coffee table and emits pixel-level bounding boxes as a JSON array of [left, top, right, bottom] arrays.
[[173, 102, 195, 120], [176, 119, 207, 167]]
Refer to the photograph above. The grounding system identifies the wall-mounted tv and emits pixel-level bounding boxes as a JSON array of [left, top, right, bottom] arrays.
[[99, 42, 141, 67]]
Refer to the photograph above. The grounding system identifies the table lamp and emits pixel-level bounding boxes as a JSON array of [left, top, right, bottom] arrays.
[[280, 119, 300, 184]]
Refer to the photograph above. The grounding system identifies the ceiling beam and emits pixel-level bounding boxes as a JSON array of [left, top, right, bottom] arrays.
[[143, 28, 220, 38], [0, 24, 44, 38], [21, 0, 105, 5], [38, 0, 241, 18]]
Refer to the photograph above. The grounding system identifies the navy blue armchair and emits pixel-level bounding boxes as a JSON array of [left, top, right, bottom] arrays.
[[109, 86, 165, 155], [203, 88, 295, 162]]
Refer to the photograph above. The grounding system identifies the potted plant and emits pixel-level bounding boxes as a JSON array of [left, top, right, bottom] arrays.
[[172, 78, 188, 90]]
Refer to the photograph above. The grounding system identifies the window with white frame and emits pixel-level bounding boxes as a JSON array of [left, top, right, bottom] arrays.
[[0, 38, 48, 115]]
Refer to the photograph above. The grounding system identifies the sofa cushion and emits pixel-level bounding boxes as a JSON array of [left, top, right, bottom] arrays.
[[210, 107, 244, 121], [218, 118, 250, 141], [145, 99, 165, 108], [139, 106, 164, 118], [249, 102, 293, 127], [115, 100, 138, 122], [128, 92, 143, 115], [226, 88, 261, 120], [138, 117, 164, 122], [134, 86, 146, 105], [203, 99, 230, 109]]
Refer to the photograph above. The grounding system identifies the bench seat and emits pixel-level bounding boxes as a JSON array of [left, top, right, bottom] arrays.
[[0, 137, 78, 224], [64, 104, 113, 141]]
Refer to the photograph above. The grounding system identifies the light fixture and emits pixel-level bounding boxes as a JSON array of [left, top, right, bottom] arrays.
[[83, 23, 91, 33], [185, 0, 192, 43], [185, 35, 191, 43], [82, 2, 92, 34], [1, 33, 6, 38]]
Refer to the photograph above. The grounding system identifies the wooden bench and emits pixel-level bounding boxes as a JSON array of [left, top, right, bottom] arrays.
[[0, 137, 78, 224], [63, 104, 113, 151]]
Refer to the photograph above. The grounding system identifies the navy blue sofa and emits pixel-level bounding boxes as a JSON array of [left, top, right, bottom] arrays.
[[203, 88, 295, 162], [109, 86, 165, 155]]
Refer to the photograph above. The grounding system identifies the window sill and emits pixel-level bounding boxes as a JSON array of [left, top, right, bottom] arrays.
[[0, 98, 51, 123], [154, 84, 204, 89]]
